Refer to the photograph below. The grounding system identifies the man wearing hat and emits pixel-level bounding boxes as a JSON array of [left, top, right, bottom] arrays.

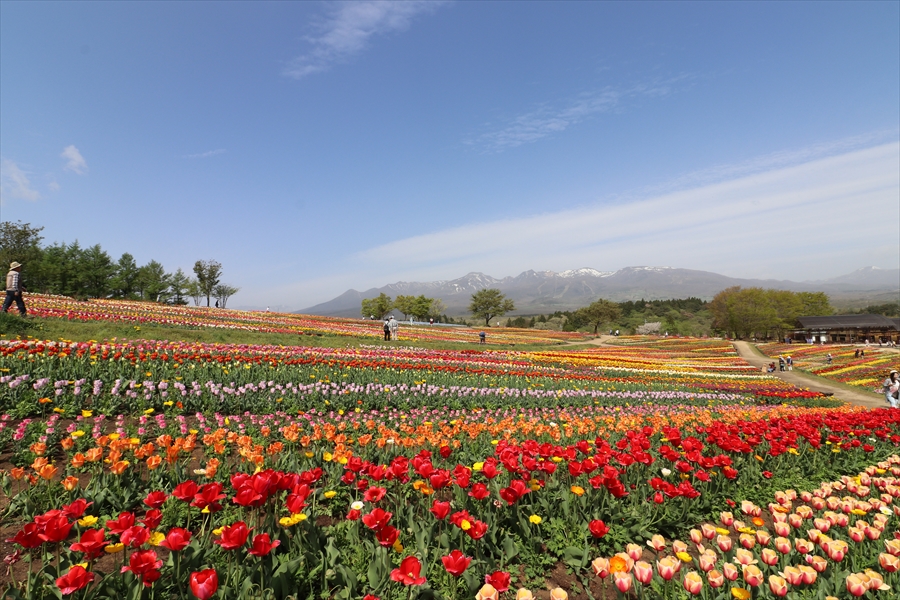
[[2, 261, 27, 316]]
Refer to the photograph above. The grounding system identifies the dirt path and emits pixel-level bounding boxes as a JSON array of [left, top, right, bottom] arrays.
[[732, 341, 886, 409]]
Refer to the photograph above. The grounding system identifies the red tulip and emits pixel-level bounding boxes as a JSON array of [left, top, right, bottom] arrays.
[[375, 525, 400, 547], [10, 522, 43, 549], [144, 491, 168, 510], [390, 556, 426, 586], [121, 525, 150, 548], [214, 521, 251, 551], [38, 515, 73, 544], [362, 508, 392, 531], [192, 482, 225, 512], [121, 549, 163, 586], [105, 512, 136, 536], [430, 500, 451, 520], [442, 549, 472, 577], [484, 570, 511, 592], [189, 569, 219, 599], [588, 519, 609, 538], [468, 483, 490, 500], [159, 527, 192, 552], [172, 480, 199, 502], [56, 565, 95, 595], [248, 533, 280, 557], [140, 509, 163, 530], [363, 486, 387, 502], [61, 499, 93, 520], [70, 528, 106, 560]]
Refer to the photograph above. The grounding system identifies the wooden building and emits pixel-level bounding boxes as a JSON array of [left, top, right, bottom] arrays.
[[794, 314, 900, 344]]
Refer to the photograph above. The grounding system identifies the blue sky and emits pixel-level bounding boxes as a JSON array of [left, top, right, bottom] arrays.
[[1, 1, 898, 310]]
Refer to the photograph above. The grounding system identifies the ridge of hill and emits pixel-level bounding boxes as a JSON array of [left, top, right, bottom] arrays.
[[299, 266, 900, 317]]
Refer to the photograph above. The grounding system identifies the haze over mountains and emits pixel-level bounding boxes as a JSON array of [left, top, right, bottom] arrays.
[[299, 266, 900, 317]]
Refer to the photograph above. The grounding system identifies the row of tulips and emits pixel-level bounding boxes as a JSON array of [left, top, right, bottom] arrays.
[[0, 337, 828, 416], [18, 294, 587, 345], [757, 343, 899, 389], [5, 445, 899, 598]]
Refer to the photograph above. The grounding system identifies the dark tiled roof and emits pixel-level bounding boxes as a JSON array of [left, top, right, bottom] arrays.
[[797, 314, 899, 330]]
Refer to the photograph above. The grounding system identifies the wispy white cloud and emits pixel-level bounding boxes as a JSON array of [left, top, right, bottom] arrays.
[[0, 159, 41, 202], [284, 1, 445, 79], [469, 76, 693, 152], [183, 148, 226, 159], [61, 145, 88, 174], [345, 141, 899, 287]]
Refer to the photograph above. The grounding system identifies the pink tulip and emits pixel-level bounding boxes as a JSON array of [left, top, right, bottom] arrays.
[[788, 513, 803, 528], [774, 522, 791, 537], [781, 566, 803, 586], [742, 565, 764, 588], [682, 571, 703, 595], [633, 561, 653, 585], [813, 518, 830, 533], [865, 526, 882, 541], [716, 535, 732, 552], [798, 565, 817, 585], [723, 563, 739, 581], [591, 557, 609, 579], [755, 530, 771, 546], [806, 555, 828, 573], [720, 512, 733, 527], [613, 572, 632, 593], [707, 569, 725, 588], [698, 551, 717, 572], [689, 529, 703, 546], [625, 543, 642, 561], [879, 552, 900, 573], [794, 539, 814, 554], [774, 537, 792, 554], [656, 556, 680, 581], [848, 527, 865, 543], [846, 573, 869, 597], [768, 575, 788, 597], [760, 548, 779, 566], [734, 548, 756, 566], [700, 523, 716, 540], [739, 533, 755, 550]]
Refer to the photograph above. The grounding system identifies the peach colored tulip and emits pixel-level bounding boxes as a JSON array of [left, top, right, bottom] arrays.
[[612, 572, 632, 593], [780, 566, 802, 586], [879, 552, 900, 573], [515, 589, 533, 600], [846, 573, 869, 597], [768, 575, 788, 597], [716, 535, 732, 552], [707, 569, 724, 588], [794, 539, 814, 554], [774, 537, 791, 554], [633, 561, 653, 585], [806, 555, 828, 573], [591, 557, 609, 579], [625, 543, 642, 561], [826, 496, 841, 510], [476, 584, 499, 600], [680, 571, 702, 595], [656, 556, 680, 581], [813, 518, 830, 533], [647, 534, 666, 552], [886, 538, 900, 557], [720, 512, 733, 527], [698, 551, 717, 573], [739, 533, 755, 550], [722, 563, 739, 581], [700, 524, 717, 540], [690, 529, 703, 546], [797, 565, 817, 585], [863, 569, 889, 591], [865, 526, 882, 541], [825, 539, 848, 562], [796, 506, 813, 519], [774, 522, 791, 537], [848, 527, 865, 543], [734, 548, 756, 566], [672, 540, 688, 555], [834, 513, 849, 527], [788, 513, 803, 528], [760, 548, 778, 566], [755, 530, 771, 546], [742, 565, 764, 588], [548, 587, 567, 600], [811, 497, 825, 510]]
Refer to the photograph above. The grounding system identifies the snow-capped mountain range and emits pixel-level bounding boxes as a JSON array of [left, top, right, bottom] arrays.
[[299, 266, 900, 317]]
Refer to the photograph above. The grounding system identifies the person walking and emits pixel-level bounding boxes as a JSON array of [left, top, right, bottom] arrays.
[[383, 318, 391, 341], [786, 355, 793, 371], [883, 370, 900, 409], [778, 356, 785, 372], [2, 262, 27, 317], [479, 331, 486, 344], [389, 315, 399, 341]]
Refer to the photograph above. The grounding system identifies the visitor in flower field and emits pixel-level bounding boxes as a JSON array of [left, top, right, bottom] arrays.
[[479, 331, 486, 344], [389, 315, 398, 340], [383, 318, 391, 341], [2, 261, 27, 317], [884, 369, 900, 408], [786, 355, 793, 371], [778, 356, 785, 372]]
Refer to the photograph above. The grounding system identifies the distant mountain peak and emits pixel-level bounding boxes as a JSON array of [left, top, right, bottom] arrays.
[[559, 268, 613, 278]]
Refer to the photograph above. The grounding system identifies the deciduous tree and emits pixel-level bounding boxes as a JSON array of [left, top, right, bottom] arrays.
[[469, 289, 515, 326], [361, 293, 393, 319], [213, 283, 240, 308], [193, 260, 222, 307], [575, 298, 621, 335]]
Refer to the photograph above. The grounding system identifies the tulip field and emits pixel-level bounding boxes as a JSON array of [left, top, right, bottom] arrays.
[[2, 311, 900, 599], [757, 343, 900, 390]]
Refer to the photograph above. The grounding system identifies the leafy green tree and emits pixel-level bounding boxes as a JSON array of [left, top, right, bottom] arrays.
[[81, 244, 115, 299], [138, 260, 171, 302], [798, 292, 833, 316], [469, 288, 515, 326], [168, 268, 191, 305], [213, 283, 240, 308], [393, 295, 418, 319], [193, 260, 222, 307], [361, 293, 393, 319], [427, 298, 446, 319], [0, 221, 44, 289], [575, 298, 621, 334], [186, 279, 204, 306], [110, 253, 140, 298]]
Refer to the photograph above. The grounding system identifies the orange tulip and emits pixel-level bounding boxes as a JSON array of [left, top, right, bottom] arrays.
[[61, 476, 79, 491], [37, 463, 58, 481]]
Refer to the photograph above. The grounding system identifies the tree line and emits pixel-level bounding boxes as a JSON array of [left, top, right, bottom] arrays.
[[0, 221, 239, 307], [708, 287, 833, 339]]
